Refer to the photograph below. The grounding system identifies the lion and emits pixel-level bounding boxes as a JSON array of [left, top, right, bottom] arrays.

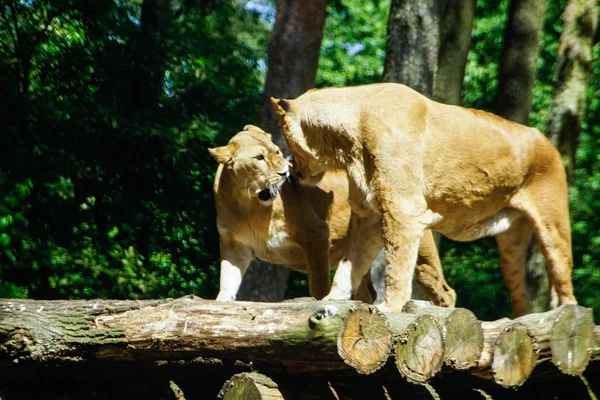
[[271, 82, 577, 317], [210, 124, 456, 307]]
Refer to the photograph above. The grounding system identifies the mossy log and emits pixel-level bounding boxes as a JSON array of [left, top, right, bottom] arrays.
[[0, 296, 362, 375], [0, 297, 598, 393]]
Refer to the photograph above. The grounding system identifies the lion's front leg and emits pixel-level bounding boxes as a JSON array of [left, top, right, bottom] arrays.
[[378, 199, 428, 313], [215, 237, 252, 301], [302, 235, 332, 300]]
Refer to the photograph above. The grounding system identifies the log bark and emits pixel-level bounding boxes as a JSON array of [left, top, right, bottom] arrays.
[[0, 296, 358, 374], [383, 0, 443, 97], [1, 297, 598, 392]]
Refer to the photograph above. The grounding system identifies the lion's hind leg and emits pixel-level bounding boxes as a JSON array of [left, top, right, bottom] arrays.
[[495, 213, 534, 317], [510, 177, 577, 312], [414, 230, 456, 308]]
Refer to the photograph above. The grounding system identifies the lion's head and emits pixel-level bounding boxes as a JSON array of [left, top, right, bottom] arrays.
[[209, 125, 291, 205], [270, 96, 342, 185]]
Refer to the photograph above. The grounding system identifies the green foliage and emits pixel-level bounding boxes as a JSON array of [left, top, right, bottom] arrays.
[[569, 42, 600, 317], [0, 0, 269, 299], [317, 0, 390, 87], [1, 0, 598, 323], [446, 0, 600, 321]]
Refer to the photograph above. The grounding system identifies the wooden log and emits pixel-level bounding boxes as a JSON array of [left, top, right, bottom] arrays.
[[387, 312, 445, 383], [337, 304, 393, 375], [477, 304, 595, 387], [337, 303, 444, 382], [218, 372, 283, 400], [1, 297, 598, 390], [403, 300, 483, 369], [0, 296, 362, 374], [549, 304, 595, 375], [491, 323, 536, 387]]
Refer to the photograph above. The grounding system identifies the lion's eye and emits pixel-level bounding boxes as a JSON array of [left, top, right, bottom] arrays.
[[256, 155, 265, 161]]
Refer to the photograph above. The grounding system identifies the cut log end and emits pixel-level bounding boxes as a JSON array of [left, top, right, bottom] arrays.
[[394, 314, 445, 383], [551, 304, 594, 375], [218, 372, 283, 400], [444, 308, 484, 370], [337, 304, 392, 375], [492, 323, 536, 388]]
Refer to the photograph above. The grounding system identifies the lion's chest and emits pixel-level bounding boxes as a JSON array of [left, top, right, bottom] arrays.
[[239, 219, 305, 265]]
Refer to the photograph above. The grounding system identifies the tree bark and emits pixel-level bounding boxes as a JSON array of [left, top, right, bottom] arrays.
[[383, 0, 443, 97], [131, 0, 171, 111], [548, 0, 599, 183], [257, 0, 329, 152], [239, 0, 329, 303], [1, 297, 597, 389], [433, 0, 477, 105], [495, 0, 547, 124]]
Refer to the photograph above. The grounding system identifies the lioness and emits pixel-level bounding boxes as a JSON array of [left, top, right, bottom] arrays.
[[272, 83, 577, 316], [210, 125, 455, 306]]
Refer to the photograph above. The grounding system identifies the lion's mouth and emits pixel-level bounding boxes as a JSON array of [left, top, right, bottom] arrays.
[[257, 188, 274, 202], [257, 174, 288, 203]]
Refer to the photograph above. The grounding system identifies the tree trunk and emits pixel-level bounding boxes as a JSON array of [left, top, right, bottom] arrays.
[[548, 0, 599, 183], [494, 0, 549, 314], [131, 0, 171, 111], [495, 0, 547, 124], [239, 0, 329, 303], [433, 0, 477, 105], [378, 0, 445, 304], [383, 0, 443, 97], [257, 0, 329, 152]]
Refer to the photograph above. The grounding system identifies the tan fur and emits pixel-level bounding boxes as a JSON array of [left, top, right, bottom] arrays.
[[272, 83, 577, 317], [211, 125, 456, 306]]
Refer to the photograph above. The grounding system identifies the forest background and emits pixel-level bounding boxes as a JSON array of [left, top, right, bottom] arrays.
[[1, 0, 599, 321]]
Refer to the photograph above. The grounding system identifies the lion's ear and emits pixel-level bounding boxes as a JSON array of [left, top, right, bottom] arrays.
[[243, 124, 264, 133], [271, 97, 292, 116], [243, 125, 272, 139], [208, 146, 232, 165]]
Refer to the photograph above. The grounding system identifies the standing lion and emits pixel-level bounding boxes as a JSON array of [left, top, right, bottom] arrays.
[[210, 125, 456, 307], [272, 83, 577, 317]]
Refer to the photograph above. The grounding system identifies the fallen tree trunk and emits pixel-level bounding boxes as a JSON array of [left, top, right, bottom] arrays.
[[0, 297, 598, 391], [0, 296, 359, 375]]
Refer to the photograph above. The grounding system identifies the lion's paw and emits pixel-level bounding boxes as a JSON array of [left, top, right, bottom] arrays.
[[375, 301, 404, 314]]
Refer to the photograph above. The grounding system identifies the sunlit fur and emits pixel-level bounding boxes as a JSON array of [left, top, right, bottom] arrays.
[[272, 83, 577, 317], [210, 125, 456, 307]]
